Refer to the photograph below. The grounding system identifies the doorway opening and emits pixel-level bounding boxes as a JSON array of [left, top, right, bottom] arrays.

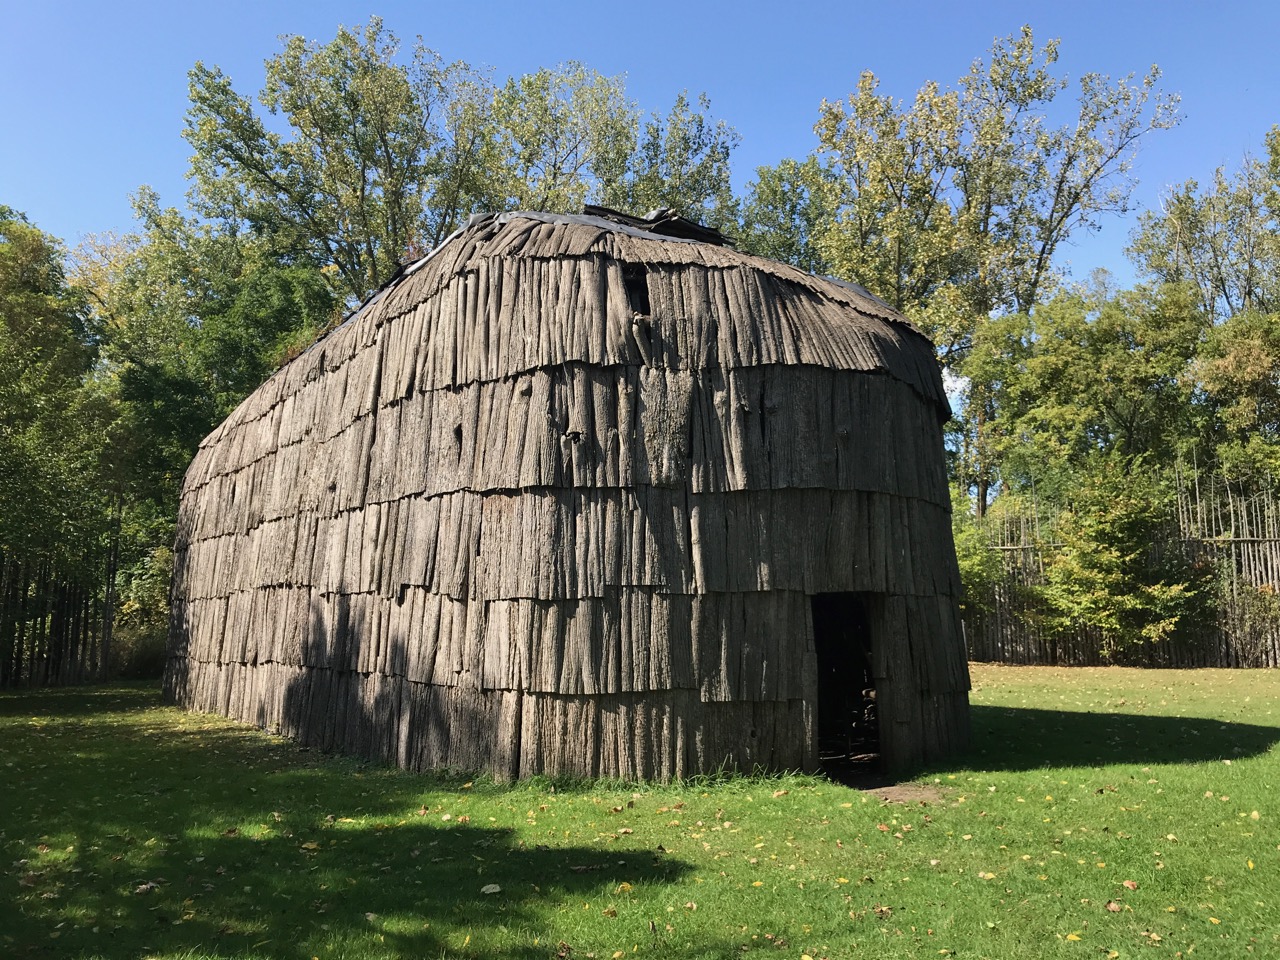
[[811, 592, 879, 776]]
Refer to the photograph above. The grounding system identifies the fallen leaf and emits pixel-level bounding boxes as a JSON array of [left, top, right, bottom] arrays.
[[772, 789, 789, 798], [1209, 917, 1221, 924], [1065, 932, 1081, 941], [1106, 901, 1122, 913], [615, 883, 632, 894], [1122, 880, 1139, 891], [481, 884, 501, 895]]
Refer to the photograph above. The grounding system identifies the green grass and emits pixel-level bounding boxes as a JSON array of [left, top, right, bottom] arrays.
[[2, 666, 1278, 959]]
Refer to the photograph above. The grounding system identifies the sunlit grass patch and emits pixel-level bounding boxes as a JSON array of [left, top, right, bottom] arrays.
[[2, 667, 1278, 959]]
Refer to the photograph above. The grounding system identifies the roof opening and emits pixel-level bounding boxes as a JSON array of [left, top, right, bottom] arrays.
[[583, 204, 732, 247], [622, 263, 651, 317]]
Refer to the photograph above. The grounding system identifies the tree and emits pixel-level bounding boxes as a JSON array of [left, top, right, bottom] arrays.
[[601, 92, 740, 228], [1194, 309, 1280, 482], [1128, 157, 1279, 321], [1125, 135, 1280, 483], [185, 22, 740, 305], [1037, 463, 1211, 657], [962, 281, 1205, 502], [485, 63, 637, 214], [737, 157, 838, 274], [185, 18, 489, 302], [810, 26, 1180, 362], [1, 208, 115, 686]]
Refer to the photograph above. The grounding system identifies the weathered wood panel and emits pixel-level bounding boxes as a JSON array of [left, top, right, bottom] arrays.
[[165, 211, 969, 780]]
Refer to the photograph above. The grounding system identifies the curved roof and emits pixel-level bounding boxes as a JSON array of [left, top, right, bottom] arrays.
[[193, 211, 949, 471]]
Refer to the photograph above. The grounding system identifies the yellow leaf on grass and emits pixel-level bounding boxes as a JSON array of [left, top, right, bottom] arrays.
[[752, 881, 763, 887], [1209, 917, 1221, 924], [1248, 860, 1255, 870], [1065, 932, 1082, 941]]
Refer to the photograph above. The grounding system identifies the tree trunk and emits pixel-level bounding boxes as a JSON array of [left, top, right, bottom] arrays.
[[101, 497, 122, 681]]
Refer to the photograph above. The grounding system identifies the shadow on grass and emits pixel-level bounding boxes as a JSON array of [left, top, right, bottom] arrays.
[[1, 687, 698, 959], [952, 704, 1280, 772]]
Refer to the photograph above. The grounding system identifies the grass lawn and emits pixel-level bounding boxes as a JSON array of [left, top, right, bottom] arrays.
[[2, 665, 1278, 959]]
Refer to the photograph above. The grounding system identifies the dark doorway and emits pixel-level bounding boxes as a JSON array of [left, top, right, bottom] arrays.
[[811, 593, 879, 775]]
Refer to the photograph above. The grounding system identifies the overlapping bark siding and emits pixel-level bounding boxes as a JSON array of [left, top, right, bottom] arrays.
[[164, 213, 970, 778]]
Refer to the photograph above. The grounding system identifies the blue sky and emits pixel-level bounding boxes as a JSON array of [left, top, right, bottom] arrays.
[[4, 0, 1278, 288]]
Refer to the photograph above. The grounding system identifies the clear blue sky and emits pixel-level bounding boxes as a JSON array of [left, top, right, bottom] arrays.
[[4, 0, 1278, 287]]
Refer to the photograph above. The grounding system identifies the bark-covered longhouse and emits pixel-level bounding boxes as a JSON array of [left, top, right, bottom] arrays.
[[164, 209, 971, 778]]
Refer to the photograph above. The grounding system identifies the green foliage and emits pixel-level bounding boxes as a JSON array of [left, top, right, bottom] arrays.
[[950, 486, 1004, 616], [737, 157, 838, 273], [604, 92, 741, 228], [487, 62, 638, 213], [185, 18, 468, 301], [1036, 465, 1212, 656], [185, 21, 739, 304], [962, 282, 1207, 500], [115, 545, 173, 634], [1193, 308, 1280, 482], [755, 25, 1178, 365], [1129, 157, 1279, 321], [0, 207, 112, 568]]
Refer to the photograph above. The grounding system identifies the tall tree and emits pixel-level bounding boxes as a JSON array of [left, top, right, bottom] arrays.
[[809, 26, 1180, 363], [1128, 157, 1279, 321], [1, 208, 115, 685], [600, 92, 740, 228], [185, 18, 486, 302], [963, 281, 1206, 502], [185, 22, 739, 304], [737, 157, 838, 274]]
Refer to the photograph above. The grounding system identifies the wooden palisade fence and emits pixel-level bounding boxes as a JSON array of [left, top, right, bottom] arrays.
[[0, 551, 106, 687], [964, 477, 1280, 667]]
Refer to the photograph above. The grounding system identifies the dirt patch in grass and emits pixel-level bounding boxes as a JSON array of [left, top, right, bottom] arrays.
[[862, 781, 945, 804]]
